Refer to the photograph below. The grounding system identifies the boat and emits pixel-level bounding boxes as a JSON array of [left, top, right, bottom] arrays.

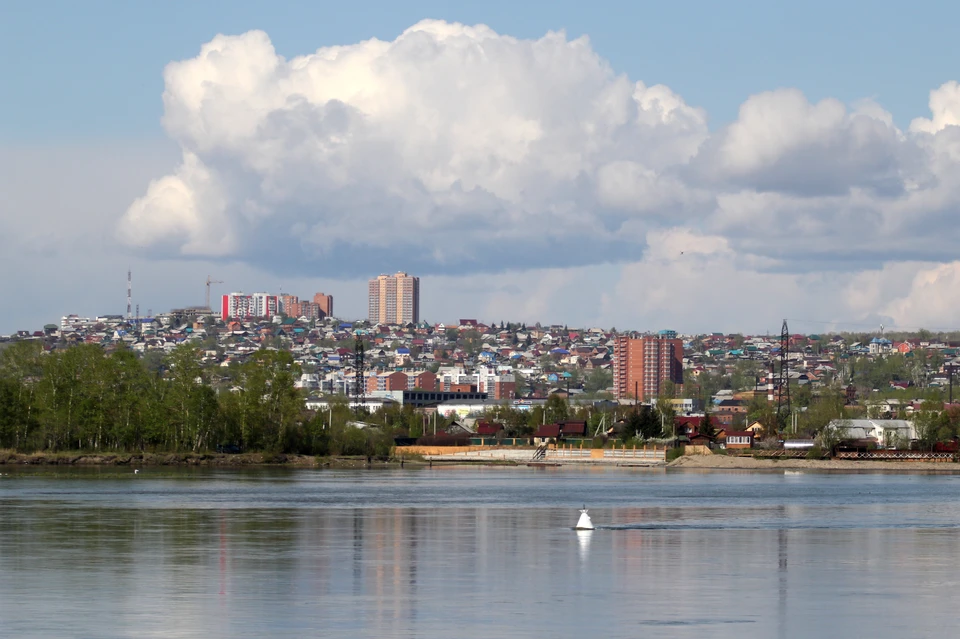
[[575, 506, 594, 530]]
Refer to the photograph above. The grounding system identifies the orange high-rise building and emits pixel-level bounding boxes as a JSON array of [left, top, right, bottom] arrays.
[[613, 333, 683, 400], [280, 294, 300, 317], [313, 293, 334, 318], [368, 273, 419, 325]]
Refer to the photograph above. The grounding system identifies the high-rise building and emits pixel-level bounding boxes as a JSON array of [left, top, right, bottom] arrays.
[[368, 272, 419, 325], [297, 301, 321, 320], [313, 293, 334, 318], [221, 292, 279, 320], [279, 294, 300, 317], [613, 332, 683, 400]]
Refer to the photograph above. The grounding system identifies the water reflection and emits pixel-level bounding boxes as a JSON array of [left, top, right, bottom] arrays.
[[576, 529, 592, 562], [779, 527, 788, 639], [2, 469, 960, 638]]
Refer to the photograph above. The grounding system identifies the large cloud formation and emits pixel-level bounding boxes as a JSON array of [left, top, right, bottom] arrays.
[[119, 21, 708, 273], [118, 20, 960, 330]]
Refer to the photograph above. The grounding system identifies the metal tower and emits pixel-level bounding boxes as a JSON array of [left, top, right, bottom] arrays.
[[776, 319, 791, 424], [126, 268, 132, 320], [354, 336, 366, 412]]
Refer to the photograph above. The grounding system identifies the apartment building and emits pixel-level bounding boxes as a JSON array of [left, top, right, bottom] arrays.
[[313, 293, 334, 318], [368, 272, 419, 324], [221, 292, 279, 320], [613, 331, 683, 400], [279, 293, 330, 320]]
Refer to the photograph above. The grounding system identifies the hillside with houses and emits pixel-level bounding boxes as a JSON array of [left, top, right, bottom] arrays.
[[4, 311, 960, 456]]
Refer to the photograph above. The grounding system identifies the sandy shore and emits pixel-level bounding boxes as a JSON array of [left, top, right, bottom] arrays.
[[669, 454, 960, 472]]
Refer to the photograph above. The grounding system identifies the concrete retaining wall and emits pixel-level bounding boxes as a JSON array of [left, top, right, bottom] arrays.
[[396, 445, 530, 456]]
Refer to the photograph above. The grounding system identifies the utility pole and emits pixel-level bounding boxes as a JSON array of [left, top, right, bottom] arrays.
[[948, 363, 957, 404]]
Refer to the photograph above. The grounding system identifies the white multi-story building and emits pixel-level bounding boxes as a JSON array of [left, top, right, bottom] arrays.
[[221, 292, 279, 319]]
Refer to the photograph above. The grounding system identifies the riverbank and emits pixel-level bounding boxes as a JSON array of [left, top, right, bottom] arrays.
[[0, 450, 415, 468], [669, 454, 960, 471], [5, 448, 955, 472]]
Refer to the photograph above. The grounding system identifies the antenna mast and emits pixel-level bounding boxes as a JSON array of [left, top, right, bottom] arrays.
[[126, 268, 132, 320]]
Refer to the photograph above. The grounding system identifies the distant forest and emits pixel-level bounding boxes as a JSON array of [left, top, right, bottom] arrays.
[[0, 342, 398, 456]]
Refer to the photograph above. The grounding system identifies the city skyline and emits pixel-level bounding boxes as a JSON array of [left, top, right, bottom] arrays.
[[6, 2, 960, 335]]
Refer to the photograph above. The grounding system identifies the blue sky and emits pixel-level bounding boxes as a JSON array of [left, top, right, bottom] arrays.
[[3, 1, 960, 334], [3, 0, 957, 142]]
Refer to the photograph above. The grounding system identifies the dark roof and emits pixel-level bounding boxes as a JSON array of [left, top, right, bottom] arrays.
[[476, 422, 504, 436], [533, 424, 561, 438], [558, 421, 587, 436]]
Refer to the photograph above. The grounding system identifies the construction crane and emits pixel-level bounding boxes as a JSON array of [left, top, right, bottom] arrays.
[[205, 276, 224, 310]]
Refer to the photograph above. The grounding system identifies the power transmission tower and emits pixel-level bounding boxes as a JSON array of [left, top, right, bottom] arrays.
[[354, 336, 366, 413], [776, 319, 792, 429], [126, 268, 132, 320]]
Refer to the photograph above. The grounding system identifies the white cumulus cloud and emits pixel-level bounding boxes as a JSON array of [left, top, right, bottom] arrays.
[[110, 21, 960, 331], [692, 89, 912, 196], [119, 20, 706, 274]]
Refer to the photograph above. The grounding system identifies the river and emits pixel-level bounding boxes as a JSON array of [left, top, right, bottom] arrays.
[[2, 466, 960, 638]]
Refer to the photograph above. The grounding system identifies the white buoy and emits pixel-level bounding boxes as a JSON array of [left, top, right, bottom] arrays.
[[575, 506, 594, 530]]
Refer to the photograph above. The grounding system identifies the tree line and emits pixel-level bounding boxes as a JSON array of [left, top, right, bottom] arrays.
[[0, 342, 392, 456]]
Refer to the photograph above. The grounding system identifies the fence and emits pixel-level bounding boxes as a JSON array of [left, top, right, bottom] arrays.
[[743, 449, 823, 459], [547, 447, 666, 462], [467, 437, 530, 447], [834, 450, 956, 462]]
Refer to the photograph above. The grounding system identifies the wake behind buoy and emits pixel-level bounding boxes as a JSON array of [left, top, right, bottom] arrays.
[[575, 506, 594, 530]]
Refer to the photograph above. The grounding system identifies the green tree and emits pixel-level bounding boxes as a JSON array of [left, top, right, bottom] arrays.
[[699, 406, 717, 440], [221, 350, 301, 452], [513, 371, 529, 397], [655, 396, 676, 438], [0, 341, 43, 449], [637, 406, 660, 439], [747, 394, 777, 437], [544, 394, 570, 423], [584, 368, 613, 393]]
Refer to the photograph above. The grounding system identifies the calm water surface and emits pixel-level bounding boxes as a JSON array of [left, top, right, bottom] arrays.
[[3, 467, 960, 638]]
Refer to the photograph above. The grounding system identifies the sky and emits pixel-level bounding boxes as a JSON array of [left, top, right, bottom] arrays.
[[4, 0, 960, 335]]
